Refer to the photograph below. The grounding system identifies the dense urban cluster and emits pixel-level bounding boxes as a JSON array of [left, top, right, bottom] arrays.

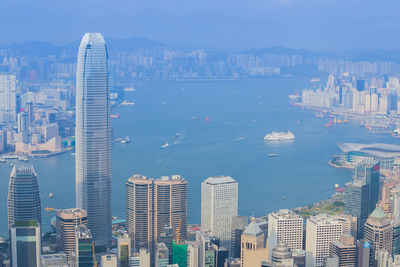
[[2, 33, 400, 267]]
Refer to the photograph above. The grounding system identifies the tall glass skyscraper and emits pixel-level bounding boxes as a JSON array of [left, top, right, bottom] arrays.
[[7, 164, 41, 231], [76, 33, 111, 246]]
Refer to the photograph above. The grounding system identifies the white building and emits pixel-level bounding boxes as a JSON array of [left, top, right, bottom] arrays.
[[305, 214, 342, 267], [0, 74, 17, 123], [201, 176, 238, 249], [267, 209, 303, 259], [100, 254, 117, 267]]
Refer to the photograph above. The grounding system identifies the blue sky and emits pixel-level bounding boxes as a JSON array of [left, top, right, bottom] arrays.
[[1, 0, 399, 51]]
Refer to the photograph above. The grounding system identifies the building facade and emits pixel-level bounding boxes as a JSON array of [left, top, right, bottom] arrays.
[[201, 176, 238, 250], [0, 74, 17, 123], [7, 164, 41, 230], [75, 32, 112, 246], [10, 221, 41, 267]]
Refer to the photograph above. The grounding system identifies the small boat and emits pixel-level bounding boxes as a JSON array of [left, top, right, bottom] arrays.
[[161, 142, 169, 149], [18, 156, 28, 162], [0, 157, 5, 163], [268, 153, 278, 157], [49, 192, 54, 198], [110, 113, 120, 119], [282, 196, 287, 200], [121, 136, 130, 144], [175, 133, 181, 138], [44, 207, 54, 211], [192, 116, 199, 120]]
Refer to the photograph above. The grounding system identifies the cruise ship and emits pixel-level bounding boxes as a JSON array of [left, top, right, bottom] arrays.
[[264, 131, 295, 141]]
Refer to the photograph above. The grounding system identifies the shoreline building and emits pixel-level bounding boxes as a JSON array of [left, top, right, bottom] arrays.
[[75, 33, 112, 246], [125, 175, 187, 254], [7, 164, 41, 231], [201, 176, 238, 250], [0, 74, 17, 123]]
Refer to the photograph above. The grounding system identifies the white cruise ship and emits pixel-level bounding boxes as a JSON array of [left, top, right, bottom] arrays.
[[264, 131, 295, 141]]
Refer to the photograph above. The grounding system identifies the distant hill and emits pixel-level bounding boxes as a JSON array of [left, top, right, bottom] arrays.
[[1, 37, 168, 58]]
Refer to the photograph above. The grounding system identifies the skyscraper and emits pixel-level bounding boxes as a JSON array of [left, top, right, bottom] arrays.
[[56, 208, 87, 259], [0, 74, 17, 123], [201, 176, 238, 249], [240, 219, 268, 267], [10, 220, 41, 267], [75, 33, 112, 246], [305, 214, 342, 267], [126, 175, 187, 253], [364, 207, 393, 266], [7, 164, 41, 230], [73, 226, 94, 267], [118, 233, 131, 267], [267, 209, 304, 257]]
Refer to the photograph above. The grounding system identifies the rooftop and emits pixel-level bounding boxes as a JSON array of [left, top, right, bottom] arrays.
[[338, 142, 400, 159], [203, 175, 237, 185], [243, 220, 263, 236]]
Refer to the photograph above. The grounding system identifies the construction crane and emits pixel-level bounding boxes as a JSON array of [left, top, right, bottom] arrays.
[[92, 242, 97, 267]]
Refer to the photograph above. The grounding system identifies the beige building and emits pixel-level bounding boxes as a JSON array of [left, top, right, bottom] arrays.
[[332, 213, 357, 239], [56, 208, 87, 260], [268, 209, 303, 258], [305, 214, 342, 267], [364, 207, 393, 265], [125, 174, 187, 252], [240, 219, 268, 267]]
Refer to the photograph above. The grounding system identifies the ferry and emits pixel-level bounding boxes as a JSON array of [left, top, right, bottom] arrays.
[[268, 153, 278, 157], [0, 157, 5, 163], [192, 116, 199, 120], [110, 113, 120, 119], [121, 101, 135, 106], [44, 207, 54, 211], [49, 192, 54, 198], [121, 136, 130, 144], [3, 155, 18, 160], [310, 78, 320, 82], [18, 156, 29, 162], [393, 128, 400, 137], [264, 131, 295, 141], [124, 87, 135, 92], [161, 142, 169, 149]]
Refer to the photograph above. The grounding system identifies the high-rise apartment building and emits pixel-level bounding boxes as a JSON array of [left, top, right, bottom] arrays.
[[10, 220, 41, 267], [201, 176, 238, 249], [364, 207, 393, 266], [100, 254, 117, 267], [156, 243, 169, 267], [75, 32, 112, 246], [268, 209, 303, 258], [126, 175, 187, 252], [40, 253, 68, 267], [7, 164, 41, 230], [56, 208, 87, 259], [0, 74, 17, 123], [305, 214, 342, 267]]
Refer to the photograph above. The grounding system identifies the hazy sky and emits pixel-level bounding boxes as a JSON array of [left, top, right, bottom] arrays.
[[1, 0, 399, 51]]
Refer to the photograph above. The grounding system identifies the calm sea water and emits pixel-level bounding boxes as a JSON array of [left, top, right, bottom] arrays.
[[0, 76, 397, 237]]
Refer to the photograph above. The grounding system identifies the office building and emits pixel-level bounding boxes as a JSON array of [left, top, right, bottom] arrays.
[[230, 216, 248, 258], [356, 240, 370, 267], [332, 214, 357, 239], [100, 254, 117, 267], [271, 242, 293, 264], [139, 248, 151, 267], [268, 209, 303, 258], [73, 227, 94, 267], [17, 112, 28, 133], [10, 220, 41, 267], [329, 234, 356, 267], [126, 175, 187, 252], [344, 161, 380, 239], [393, 222, 400, 255], [344, 180, 369, 239], [7, 164, 41, 230], [187, 242, 199, 267], [201, 176, 238, 249], [240, 219, 268, 267], [364, 207, 393, 266], [156, 243, 169, 267], [0, 74, 17, 123], [118, 233, 131, 267], [40, 253, 69, 267], [75, 32, 112, 246], [292, 250, 306, 267], [56, 208, 87, 259], [159, 226, 174, 264], [377, 250, 400, 267], [305, 214, 342, 267]]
